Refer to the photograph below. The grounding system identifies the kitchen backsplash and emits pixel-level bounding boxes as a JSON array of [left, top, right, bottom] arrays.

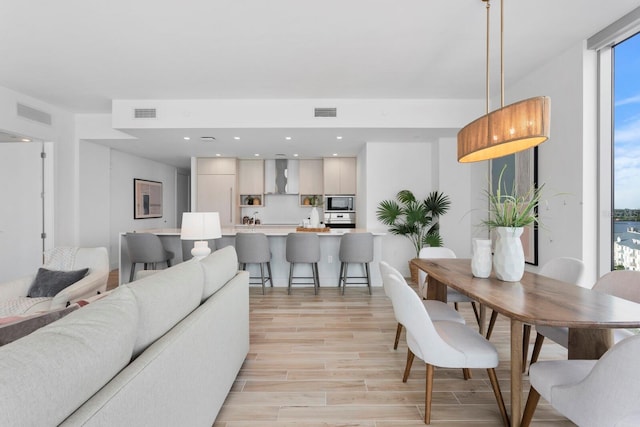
[[240, 194, 322, 225]]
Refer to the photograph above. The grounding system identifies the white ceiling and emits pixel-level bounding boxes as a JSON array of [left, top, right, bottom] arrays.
[[1, 0, 638, 167]]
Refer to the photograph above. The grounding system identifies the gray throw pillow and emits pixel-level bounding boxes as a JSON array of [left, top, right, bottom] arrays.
[[27, 268, 89, 298]]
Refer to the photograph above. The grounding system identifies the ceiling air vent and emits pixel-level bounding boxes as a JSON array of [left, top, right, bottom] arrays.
[[133, 108, 157, 119], [314, 107, 337, 118], [16, 103, 52, 126]]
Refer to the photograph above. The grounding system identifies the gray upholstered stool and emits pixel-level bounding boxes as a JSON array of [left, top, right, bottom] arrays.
[[235, 232, 273, 295], [286, 233, 321, 295], [338, 232, 373, 295], [124, 233, 174, 283]]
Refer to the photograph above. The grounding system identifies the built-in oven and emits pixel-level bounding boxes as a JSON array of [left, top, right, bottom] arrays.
[[324, 212, 356, 229], [325, 196, 354, 212]]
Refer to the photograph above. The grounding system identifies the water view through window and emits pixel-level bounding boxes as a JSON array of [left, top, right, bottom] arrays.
[[613, 31, 640, 270]]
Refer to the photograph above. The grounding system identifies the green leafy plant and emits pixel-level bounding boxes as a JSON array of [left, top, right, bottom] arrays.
[[482, 165, 544, 230], [376, 190, 451, 257], [309, 195, 324, 207]]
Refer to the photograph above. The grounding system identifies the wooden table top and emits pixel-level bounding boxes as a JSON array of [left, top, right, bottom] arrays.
[[412, 258, 640, 329]]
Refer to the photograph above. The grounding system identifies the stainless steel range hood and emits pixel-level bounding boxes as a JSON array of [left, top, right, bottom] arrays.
[[264, 159, 299, 194]]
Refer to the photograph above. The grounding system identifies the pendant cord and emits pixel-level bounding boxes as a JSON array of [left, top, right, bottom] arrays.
[[500, 0, 504, 108], [485, 0, 490, 115]]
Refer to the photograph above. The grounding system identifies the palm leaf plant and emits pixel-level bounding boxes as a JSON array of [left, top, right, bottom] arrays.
[[376, 190, 451, 257]]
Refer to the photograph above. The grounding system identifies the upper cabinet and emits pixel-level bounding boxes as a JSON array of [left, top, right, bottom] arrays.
[[238, 159, 264, 206], [196, 157, 237, 175], [238, 159, 264, 195], [299, 159, 324, 195], [323, 157, 356, 195]]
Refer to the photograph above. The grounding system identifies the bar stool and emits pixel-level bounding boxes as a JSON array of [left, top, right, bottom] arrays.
[[286, 233, 321, 295], [338, 232, 373, 295], [235, 232, 273, 295], [124, 233, 174, 283]]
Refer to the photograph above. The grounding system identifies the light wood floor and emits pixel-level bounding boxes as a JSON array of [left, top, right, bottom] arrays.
[[107, 271, 574, 426]]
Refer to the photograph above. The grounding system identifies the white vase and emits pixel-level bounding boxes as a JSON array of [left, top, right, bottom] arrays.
[[471, 238, 492, 278], [310, 207, 320, 228], [493, 227, 525, 282]]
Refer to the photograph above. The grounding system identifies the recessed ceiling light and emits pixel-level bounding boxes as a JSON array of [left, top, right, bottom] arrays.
[[293, 153, 299, 157], [254, 153, 260, 157], [285, 136, 292, 140], [332, 153, 338, 156], [21, 138, 31, 142], [336, 136, 343, 140], [234, 136, 240, 140], [215, 153, 221, 157], [183, 136, 190, 140]]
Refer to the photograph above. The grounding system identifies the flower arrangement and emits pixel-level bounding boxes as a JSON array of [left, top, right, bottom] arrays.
[[482, 165, 543, 230]]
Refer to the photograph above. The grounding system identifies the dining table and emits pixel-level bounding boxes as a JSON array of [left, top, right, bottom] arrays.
[[411, 257, 640, 427]]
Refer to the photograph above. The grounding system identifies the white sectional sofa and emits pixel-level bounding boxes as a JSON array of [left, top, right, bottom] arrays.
[[0, 246, 249, 426]]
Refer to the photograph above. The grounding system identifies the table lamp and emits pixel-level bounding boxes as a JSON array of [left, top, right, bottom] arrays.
[[180, 212, 222, 260]]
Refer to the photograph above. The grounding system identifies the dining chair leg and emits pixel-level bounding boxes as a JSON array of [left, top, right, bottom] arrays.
[[521, 387, 541, 427], [487, 368, 510, 427], [522, 324, 532, 372], [486, 310, 499, 339], [394, 323, 403, 350], [425, 363, 435, 425], [471, 302, 480, 325], [402, 349, 415, 382], [463, 368, 472, 380], [529, 332, 545, 366]]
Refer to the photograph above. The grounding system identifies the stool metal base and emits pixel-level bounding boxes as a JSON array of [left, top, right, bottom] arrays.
[[338, 262, 372, 295], [288, 262, 320, 295], [240, 262, 273, 295]]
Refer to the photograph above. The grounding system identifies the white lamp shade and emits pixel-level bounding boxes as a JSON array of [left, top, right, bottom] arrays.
[[180, 212, 222, 240]]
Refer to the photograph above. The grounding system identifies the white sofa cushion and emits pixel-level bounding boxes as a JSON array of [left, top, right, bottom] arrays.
[[200, 246, 239, 301], [127, 259, 204, 357], [0, 286, 139, 426]]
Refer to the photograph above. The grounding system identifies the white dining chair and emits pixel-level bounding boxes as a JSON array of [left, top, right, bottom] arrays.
[[529, 269, 640, 366], [522, 333, 640, 427], [385, 273, 509, 426], [417, 247, 480, 326], [379, 261, 465, 350]]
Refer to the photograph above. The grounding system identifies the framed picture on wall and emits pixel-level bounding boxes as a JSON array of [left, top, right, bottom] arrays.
[[134, 178, 163, 219], [491, 148, 539, 265]]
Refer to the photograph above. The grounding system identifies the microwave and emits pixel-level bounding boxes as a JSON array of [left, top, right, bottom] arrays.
[[325, 196, 354, 212]]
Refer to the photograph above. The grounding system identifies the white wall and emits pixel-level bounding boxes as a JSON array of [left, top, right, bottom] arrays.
[[508, 42, 595, 283], [108, 151, 178, 269], [363, 142, 435, 275], [0, 85, 77, 247], [79, 141, 110, 248]]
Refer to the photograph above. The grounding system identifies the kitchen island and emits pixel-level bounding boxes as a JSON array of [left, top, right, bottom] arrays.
[[118, 226, 385, 288]]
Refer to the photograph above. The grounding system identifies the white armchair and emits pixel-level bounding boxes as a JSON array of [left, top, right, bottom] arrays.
[[0, 247, 109, 316], [522, 334, 640, 427]]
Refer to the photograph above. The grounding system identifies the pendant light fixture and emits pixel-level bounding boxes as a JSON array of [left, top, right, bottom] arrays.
[[457, 0, 550, 163]]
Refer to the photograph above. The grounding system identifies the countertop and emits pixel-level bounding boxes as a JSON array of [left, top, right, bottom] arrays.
[[125, 227, 385, 237]]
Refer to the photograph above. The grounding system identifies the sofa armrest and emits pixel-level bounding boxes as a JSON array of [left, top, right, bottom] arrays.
[[0, 275, 34, 300], [49, 270, 108, 310]]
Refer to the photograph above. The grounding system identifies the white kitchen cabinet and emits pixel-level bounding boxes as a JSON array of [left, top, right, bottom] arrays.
[[323, 157, 356, 195], [196, 157, 237, 175], [196, 174, 236, 227], [238, 159, 264, 206], [299, 159, 324, 195], [196, 158, 237, 226]]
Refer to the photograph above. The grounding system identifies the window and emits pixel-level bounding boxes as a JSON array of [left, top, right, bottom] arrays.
[[613, 32, 640, 270]]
